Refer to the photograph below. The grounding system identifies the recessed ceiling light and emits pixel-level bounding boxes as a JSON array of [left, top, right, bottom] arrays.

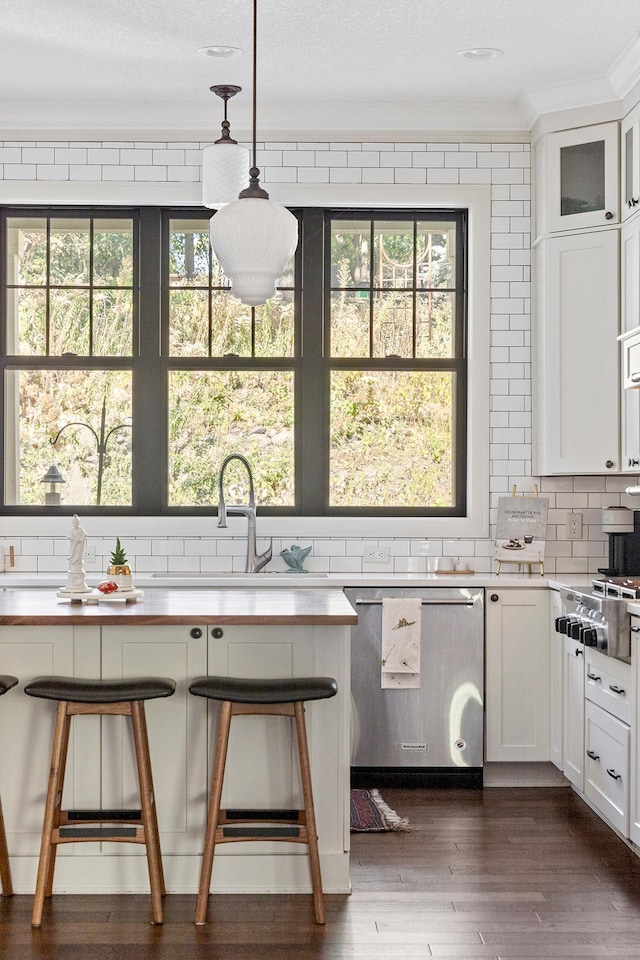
[[197, 45, 243, 59], [457, 47, 503, 60]]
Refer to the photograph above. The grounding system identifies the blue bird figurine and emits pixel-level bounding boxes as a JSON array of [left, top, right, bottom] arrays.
[[280, 544, 312, 573]]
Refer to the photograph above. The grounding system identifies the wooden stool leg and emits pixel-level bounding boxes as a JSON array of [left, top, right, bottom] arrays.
[[195, 700, 232, 925], [294, 702, 325, 924], [130, 701, 165, 925], [33, 702, 71, 927], [0, 793, 13, 896]]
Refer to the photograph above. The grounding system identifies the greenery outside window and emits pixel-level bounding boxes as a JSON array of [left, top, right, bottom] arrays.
[[0, 206, 468, 517]]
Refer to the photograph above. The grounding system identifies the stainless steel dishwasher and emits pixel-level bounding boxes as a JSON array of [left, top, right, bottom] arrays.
[[346, 586, 484, 788]]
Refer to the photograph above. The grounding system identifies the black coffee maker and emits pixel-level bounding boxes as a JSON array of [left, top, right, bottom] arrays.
[[598, 507, 640, 576]]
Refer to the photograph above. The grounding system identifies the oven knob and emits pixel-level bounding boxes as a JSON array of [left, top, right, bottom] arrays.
[[582, 627, 598, 647], [555, 616, 569, 634], [569, 620, 584, 640]]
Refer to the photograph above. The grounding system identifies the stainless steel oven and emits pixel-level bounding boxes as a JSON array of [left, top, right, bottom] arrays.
[[556, 578, 640, 663]]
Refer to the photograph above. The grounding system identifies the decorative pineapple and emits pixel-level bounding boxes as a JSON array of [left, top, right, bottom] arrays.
[[106, 537, 132, 589]]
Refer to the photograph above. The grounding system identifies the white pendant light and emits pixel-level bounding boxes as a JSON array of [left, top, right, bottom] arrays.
[[202, 85, 250, 210], [208, 0, 299, 307]]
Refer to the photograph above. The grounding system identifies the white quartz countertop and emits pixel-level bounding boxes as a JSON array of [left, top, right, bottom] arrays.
[[0, 570, 589, 591]]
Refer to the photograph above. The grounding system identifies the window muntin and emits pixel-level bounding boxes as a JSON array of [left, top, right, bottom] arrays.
[[5, 216, 134, 357]]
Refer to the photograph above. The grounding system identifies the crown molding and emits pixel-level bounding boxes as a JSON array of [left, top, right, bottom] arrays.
[[609, 32, 640, 101]]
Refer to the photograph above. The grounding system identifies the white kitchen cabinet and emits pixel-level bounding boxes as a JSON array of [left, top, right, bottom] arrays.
[[542, 122, 619, 234], [206, 622, 350, 883], [533, 228, 620, 474], [629, 625, 640, 846], [563, 634, 585, 790], [585, 699, 630, 837], [0, 626, 97, 859], [549, 590, 564, 771], [485, 589, 550, 762], [622, 102, 640, 221], [101, 625, 208, 857]]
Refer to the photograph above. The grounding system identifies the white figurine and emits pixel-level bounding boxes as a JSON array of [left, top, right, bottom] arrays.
[[59, 514, 91, 595]]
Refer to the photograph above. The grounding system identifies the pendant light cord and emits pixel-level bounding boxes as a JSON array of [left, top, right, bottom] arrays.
[[239, 0, 269, 199]]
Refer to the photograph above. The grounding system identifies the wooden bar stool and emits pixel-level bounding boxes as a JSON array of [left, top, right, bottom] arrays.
[[24, 675, 176, 927], [0, 675, 19, 897], [189, 675, 338, 926]]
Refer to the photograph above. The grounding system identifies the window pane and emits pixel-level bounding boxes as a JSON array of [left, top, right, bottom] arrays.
[[93, 290, 133, 356], [211, 293, 252, 356], [6, 218, 47, 285], [93, 219, 133, 286], [6, 288, 46, 354], [49, 290, 91, 355], [168, 370, 295, 507], [373, 221, 414, 288], [254, 293, 295, 357], [416, 223, 455, 289], [331, 221, 370, 287], [416, 292, 454, 358], [169, 289, 210, 356], [169, 221, 212, 286], [330, 292, 370, 358], [372, 292, 413, 358], [330, 370, 454, 508], [5, 369, 132, 506], [50, 219, 90, 286]]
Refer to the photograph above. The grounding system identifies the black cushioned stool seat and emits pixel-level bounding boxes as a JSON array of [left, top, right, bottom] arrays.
[[189, 674, 338, 926], [0, 676, 18, 897], [24, 674, 176, 927]]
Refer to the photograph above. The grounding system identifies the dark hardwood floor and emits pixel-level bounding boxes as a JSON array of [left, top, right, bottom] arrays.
[[2, 786, 640, 959]]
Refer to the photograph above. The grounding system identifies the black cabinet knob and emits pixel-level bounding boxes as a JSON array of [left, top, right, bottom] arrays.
[[605, 211, 614, 220], [490, 594, 499, 602], [211, 627, 224, 639], [605, 460, 614, 469], [190, 628, 202, 639]]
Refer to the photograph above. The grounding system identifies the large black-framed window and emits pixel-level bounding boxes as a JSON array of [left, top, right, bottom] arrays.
[[0, 205, 467, 516]]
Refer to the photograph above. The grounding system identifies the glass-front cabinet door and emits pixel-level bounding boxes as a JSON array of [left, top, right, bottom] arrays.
[[545, 122, 619, 233], [622, 103, 640, 222]]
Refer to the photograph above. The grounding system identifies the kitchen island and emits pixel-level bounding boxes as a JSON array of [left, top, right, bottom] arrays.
[[0, 588, 356, 897]]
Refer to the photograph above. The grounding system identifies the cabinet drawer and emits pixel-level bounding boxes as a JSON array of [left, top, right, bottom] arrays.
[[584, 649, 631, 724], [585, 700, 630, 837]]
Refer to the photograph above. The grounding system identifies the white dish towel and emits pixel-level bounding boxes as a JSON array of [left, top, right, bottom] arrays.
[[381, 597, 422, 689]]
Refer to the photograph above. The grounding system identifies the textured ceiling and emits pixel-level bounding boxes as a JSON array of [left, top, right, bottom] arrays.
[[1, 0, 639, 133]]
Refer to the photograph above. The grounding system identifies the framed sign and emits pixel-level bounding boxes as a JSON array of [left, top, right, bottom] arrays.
[[494, 495, 549, 574]]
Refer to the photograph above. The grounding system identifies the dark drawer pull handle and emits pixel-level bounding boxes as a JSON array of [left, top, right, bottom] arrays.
[[609, 685, 625, 695], [586, 672, 601, 681], [631, 625, 640, 633], [575, 648, 583, 657], [607, 768, 622, 781], [587, 749, 600, 761]]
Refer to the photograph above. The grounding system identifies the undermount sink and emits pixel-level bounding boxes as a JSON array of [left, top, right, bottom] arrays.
[[145, 572, 330, 586]]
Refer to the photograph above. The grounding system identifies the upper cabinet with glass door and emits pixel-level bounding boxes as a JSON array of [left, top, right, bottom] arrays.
[[622, 101, 640, 222], [542, 122, 619, 234]]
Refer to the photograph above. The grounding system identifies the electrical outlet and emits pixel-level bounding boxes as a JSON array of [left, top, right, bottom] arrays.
[[84, 545, 96, 563], [364, 546, 390, 563], [566, 512, 583, 539]]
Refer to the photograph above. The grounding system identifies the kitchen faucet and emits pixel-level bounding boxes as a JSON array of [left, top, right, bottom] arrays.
[[217, 454, 272, 574]]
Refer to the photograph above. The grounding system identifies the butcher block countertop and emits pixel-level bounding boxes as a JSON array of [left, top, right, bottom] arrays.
[[0, 587, 358, 626]]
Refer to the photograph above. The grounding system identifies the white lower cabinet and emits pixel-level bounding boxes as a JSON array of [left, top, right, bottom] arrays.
[[549, 590, 564, 771], [0, 626, 94, 858], [562, 635, 585, 790], [101, 625, 208, 856], [485, 589, 550, 761], [583, 648, 632, 838], [585, 699, 630, 837]]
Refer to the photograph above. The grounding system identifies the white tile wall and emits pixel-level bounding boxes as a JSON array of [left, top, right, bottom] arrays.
[[0, 134, 625, 576]]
